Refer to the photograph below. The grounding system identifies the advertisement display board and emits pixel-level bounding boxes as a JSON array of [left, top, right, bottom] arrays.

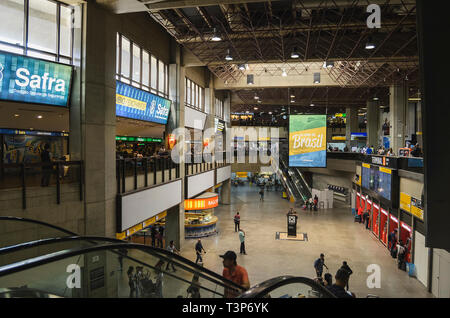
[[0, 51, 73, 107], [289, 115, 326, 167], [116, 81, 171, 124]]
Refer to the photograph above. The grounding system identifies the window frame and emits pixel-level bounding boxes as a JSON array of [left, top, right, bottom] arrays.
[[0, 0, 74, 64], [185, 77, 205, 112]]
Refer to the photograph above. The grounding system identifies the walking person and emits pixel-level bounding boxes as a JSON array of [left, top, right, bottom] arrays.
[[127, 266, 136, 298], [234, 212, 241, 232], [40, 144, 53, 187], [259, 187, 264, 201], [166, 240, 178, 272], [340, 261, 353, 290], [388, 228, 398, 257], [308, 197, 313, 211], [220, 251, 250, 298], [195, 239, 206, 264], [156, 228, 163, 248], [314, 253, 329, 278], [150, 226, 157, 247], [313, 195, 319, 211], [239, 228, 246, 255]]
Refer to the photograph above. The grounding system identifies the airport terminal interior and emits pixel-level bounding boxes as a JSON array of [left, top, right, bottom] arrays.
[[0, 0, 449, 299]]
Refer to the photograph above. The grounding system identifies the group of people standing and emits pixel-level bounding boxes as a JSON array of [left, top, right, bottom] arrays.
[[304, 195, 319, 211], [314, 253, 355, 298], [388, 228, 411, 271], [150, 224, 165, 248]]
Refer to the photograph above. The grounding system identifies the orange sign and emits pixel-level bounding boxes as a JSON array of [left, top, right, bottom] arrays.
[[184, 195, 219, 210], [168, 134, 176, 150]]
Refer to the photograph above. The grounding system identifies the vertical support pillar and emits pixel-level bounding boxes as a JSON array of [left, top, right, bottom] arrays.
[[345, 107, 358, 149], [389, 84, 407, 154], [366, 100, 379, 148]]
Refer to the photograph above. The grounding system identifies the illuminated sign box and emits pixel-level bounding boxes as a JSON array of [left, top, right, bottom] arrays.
[[184, 195, 219, 211], [116, 136, 163, 143], [289, 115, 327, 167], [0, 50, 73, 107], [116, 81, 171, 125]]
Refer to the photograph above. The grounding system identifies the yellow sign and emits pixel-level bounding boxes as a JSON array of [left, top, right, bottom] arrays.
[[362, 163, 371, 169], [185, 195, 219, 210], [236, 172, 248, 178], [379, 167, 392, 175], [116, 210, 167, 240], [289, 127, 326, 156], [411, 205, 424, 220], [116, 94, 147, 111], [400, 192, 411, 212], [128, 223, 143, 237], [332, 136, 346, 141]]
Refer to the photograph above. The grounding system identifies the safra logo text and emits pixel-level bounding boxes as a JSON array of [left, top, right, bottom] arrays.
[[15, 67, 66, 93]]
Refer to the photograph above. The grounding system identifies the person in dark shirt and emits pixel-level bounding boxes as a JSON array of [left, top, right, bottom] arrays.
[[326, 269, 354, 298], [314, 253, 329, 278], [150, 226, 157, 247], [195, 239, 206, 264], [340, 261, 353, 290], [40, 144, 52, 187]]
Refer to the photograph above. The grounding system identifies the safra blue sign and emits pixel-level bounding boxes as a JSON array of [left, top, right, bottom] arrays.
[[116, 81, 171, 125], [0, 51, 73, 107]]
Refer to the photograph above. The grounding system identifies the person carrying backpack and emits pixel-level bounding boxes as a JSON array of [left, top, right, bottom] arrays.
[[234, 212, 241, 232]]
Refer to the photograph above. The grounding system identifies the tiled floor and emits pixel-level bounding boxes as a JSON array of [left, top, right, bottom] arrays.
[[180, 185, 433, 298]]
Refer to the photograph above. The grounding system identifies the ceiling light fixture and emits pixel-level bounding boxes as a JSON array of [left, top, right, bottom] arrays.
[[211, 28, 221, 42], [365, 36, 376, 50], [254, 107, 258, 110], [290, 95, 295, 98], [37, 115, 43, 119], [225, 49, 233, 61], [310, 103, 315, 107], [238, 64, 246, 71], [282, 69, 287, 77], [14, 114, 19, 117], [323, 61, 334, 69], [290, 47, 300, 59]]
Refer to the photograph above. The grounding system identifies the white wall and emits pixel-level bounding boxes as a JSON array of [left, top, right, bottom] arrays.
[[120, 179, 182, 231], [187, 170, 215, 198], [185, 107, 207, 130], [414, 231, 429, 288], [432, 249, 450, 298], [217, 165, 231, 184]]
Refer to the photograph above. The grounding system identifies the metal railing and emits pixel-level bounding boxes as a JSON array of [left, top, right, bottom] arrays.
[[0, 161, 83, 209]]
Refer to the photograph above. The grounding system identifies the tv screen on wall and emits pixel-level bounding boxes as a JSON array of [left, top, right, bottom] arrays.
[[0, 50, 73, 107], [116, 81, 171, 125]]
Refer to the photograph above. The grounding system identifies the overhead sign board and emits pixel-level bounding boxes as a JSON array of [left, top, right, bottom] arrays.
[[0, 50, 73, 107], [116, 81, 171, 125], [289, 115, 327, 167]]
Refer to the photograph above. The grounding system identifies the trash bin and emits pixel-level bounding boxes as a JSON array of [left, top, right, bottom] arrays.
[[406, 263, 416, 277]]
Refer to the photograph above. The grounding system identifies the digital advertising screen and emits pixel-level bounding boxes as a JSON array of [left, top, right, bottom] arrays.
[[116, 81, 171, 125], [0, 51, 73, 107], [362, 164, 392, 201], [289, 115, 327, 167]]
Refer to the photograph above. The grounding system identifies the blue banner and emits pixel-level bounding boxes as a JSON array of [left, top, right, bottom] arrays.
[[116, 81, 171, 125], [0, 51, 73, 107]]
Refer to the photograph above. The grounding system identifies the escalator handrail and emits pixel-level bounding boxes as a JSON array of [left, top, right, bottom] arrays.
[[0, 241, 246, 294], [238, 275, 337, 298], [0, 216, 77, 237], [0, 217, 246, 292], [0, 236, 126, 256]]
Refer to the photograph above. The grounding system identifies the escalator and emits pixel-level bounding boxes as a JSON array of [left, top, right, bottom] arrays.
[[0, 217, 335, 298], [0, 217, 245, 298], [270, 143, 312, 204]]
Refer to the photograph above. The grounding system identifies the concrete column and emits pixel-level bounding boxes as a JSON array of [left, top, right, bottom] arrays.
[[366, 100, 379, 148], [416, 101, 423, 146], [220, 179, 231, 205], [406, 102, 416, 143], [74, 3, 117, 237], [345, 107, 358, 149], [167, 39, 185, 249], [389, 84, 407, 153]]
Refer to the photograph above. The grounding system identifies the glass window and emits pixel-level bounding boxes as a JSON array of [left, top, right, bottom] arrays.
[[116, 33, 120, 75], [151, 55, 157, 89], [121, 36, 130, 78], [28, 0, 57, 53], [60, 5, 72, 57], [0, 42, 23, 55], [27, 50, 56, 61], [165, 64, 169, 95], [158, 60, 164, 93], [0, 0, 24, 46], [142, 50, 150, 87], [132, 43, 141, 82]]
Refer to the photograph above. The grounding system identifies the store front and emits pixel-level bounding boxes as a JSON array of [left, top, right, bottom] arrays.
[[184, 192, 219, 239], [116, 136, 164, 158]]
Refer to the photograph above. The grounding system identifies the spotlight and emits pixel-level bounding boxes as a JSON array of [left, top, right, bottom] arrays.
[[365, 36, 376, 50], [323, 61, 334, 69], [225, 49, 233, 61], [238, 64, 246, 71], [290, 47, 300, 59], [282, 69, 287, 77], [211, 28, 221, 42], [313, 73, 320, 84]]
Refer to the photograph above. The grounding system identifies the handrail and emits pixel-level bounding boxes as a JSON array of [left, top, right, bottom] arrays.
[[0, 216, 78, 237], [238, 276, 337, 298], [0, 239, 245, 294], [0, 216, 244, 292]]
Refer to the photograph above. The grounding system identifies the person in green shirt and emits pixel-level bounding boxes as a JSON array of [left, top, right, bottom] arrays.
[[239, 229, 246, 255]]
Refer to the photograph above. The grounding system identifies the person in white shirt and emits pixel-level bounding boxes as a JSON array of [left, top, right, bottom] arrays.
[[166, 240, 179, 272]]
